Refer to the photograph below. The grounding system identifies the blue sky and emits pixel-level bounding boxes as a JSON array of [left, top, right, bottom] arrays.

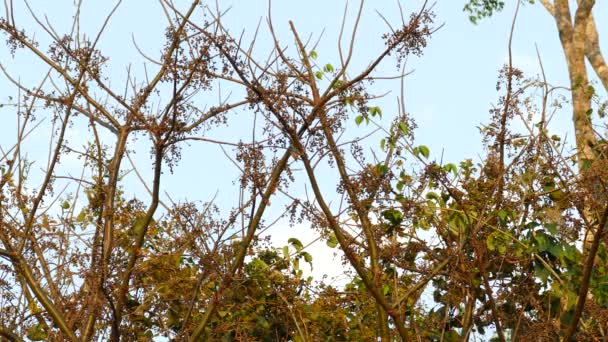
[[1, 0, 606, 282]]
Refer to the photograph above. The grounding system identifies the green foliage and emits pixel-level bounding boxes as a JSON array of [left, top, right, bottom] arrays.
[[463, 0, 505, 24], [326, 233, 339, 248], [355, 115, 364, 126], [381, 208, 403, 226], [414, 145, 430, 158], [26, 324, 47, 341], [369, 106, 382, 118], [60, 200, 70, 210], [463, 0, 535, 23], [443, 163, 458, 177], [399, 121, 409, 135], [287, 237, 303, 252]]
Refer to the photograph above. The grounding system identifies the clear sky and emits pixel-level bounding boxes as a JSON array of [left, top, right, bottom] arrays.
[[1, 0, 606, 291]]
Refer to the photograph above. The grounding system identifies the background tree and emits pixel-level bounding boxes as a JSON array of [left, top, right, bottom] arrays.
[[0, 0, 607, 341], [465, 0, 608, 339]]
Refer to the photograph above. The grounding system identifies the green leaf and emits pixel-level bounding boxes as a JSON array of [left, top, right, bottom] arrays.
[[26, 324, 47, 341], [382, 284, 390, 296], [497, 244, 506, 254], [130, 217, 147, 237], [382, 209, 403, 226], [443, 163, 458, 177], [315, 71, 324, 80], [396, 181, 405, 192], [61, 201, 70, 210], [581, 159, 592, 170], [355, 115, 364, 126], [288, 237, 303, 251], [309, 50, 318, 60], [323, 63, 334, 73], [535, 263, 551, 283], [534, 233, 549, 252], [282, 245, 290, 259], [418, 145, 430, 159], [563, 245, 580, 262], [486, 234, 496, 251], [250, 258, 269, 270], [380, 138, 386, 150], [425, 191, 442, 203], [369, 106, 382, 118], [326, 233, 338, 248], [545, 223, 558, 235], [301, 251, 313, 264], [497, 210, 508, 223], [548, 243, 562, 259], [293, 257, 300, 271], [257, 316, 270, 329], [399, 122, 409, 135], [375, 163, 389, 176], [76, 210, 86, 222]]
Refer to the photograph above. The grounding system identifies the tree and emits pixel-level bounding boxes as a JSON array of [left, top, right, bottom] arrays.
[[0, 0, 607, 341], [0, 0, 435, 340], [464, 0, 608, 339]]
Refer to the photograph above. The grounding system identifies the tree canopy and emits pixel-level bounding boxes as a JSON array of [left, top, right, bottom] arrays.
[[0, 0, 607, 341]]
